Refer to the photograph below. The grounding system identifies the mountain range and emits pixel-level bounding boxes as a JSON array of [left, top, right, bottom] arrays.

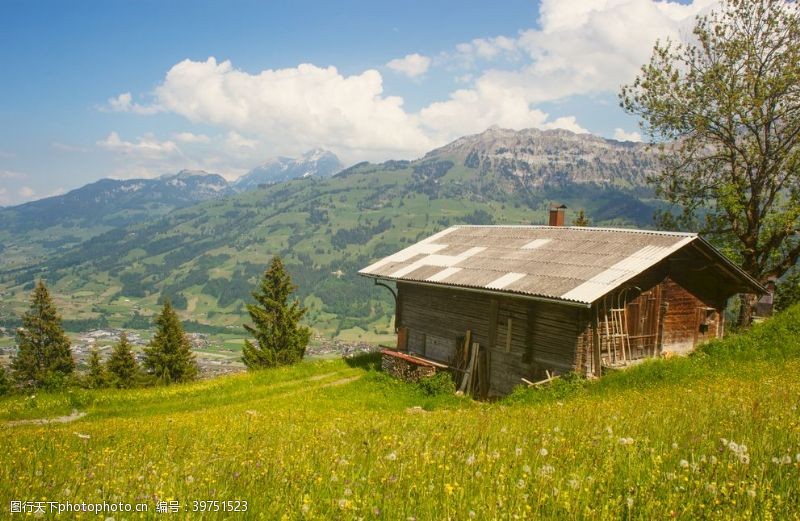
[[0, 128, 663, 338]]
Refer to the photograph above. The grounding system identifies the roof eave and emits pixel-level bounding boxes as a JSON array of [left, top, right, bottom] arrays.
[[358, 272, 593, 308]]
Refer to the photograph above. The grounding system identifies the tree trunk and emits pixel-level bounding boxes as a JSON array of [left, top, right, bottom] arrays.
[[737, 293, 758, 327]]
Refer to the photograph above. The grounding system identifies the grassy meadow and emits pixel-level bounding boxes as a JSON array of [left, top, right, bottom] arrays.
[[1, 307, 800, 519]]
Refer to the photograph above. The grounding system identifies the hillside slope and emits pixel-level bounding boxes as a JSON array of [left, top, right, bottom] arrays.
[[0, 127, 664, 337], [2, 306, 799, 519], [0, 170, 230, 271]]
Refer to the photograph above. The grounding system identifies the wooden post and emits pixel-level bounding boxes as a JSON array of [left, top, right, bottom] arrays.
[[488, 299, 499, 349]]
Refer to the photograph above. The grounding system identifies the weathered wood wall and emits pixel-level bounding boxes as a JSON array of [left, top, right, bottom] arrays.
[[660, 278, 723, 353], [397, 282, 589, 396]]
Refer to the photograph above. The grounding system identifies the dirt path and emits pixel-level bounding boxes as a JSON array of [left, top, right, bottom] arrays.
[[4, 409, 86, 427], [319, 376, 360, 388]]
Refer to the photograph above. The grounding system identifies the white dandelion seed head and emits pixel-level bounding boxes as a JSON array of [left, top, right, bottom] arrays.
[[679, 459, 689, 468], [568, 479, 579, 490], [515, 447, 523, 457], [385, 451, 397, 461], [626, 497, 634, 508], [517, 479, 526, 489], [522, 464, 531, 474], [539, 447, 548, 456], [466, 454, 476, 466]]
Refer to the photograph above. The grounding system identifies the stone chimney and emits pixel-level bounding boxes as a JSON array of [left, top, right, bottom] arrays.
[[549, 204, 566, 226]]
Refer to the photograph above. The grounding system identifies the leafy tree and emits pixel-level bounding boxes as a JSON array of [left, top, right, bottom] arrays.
[[107, 332, 140, 388], [775, 270, 800, 312], [85, 348, 107, 389], [143, 300, 197, 383], [620, 0, 800, 325], [572, 209, 591, 227], [11, 280, 75, 388], [243, 256, 310, 369], [0, 366, 10, 396]]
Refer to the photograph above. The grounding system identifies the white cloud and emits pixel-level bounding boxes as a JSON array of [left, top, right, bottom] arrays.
[[97, 131, 179, 157], [148, 58, 434, 162], [18, 186, 35, 198], [0, 187, 9, 205], [613, 128, 643, 142], [173, 132, 211, 143], [386, 53, 432, 78], [99, 0, 715, 170], [106, 92, 161, 115]]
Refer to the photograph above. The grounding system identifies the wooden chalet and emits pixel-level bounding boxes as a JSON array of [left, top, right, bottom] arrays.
[[359, 209, 764, 397]]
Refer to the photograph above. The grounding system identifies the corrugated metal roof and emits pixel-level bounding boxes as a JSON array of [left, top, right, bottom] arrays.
[[359, 225, 707, 306]]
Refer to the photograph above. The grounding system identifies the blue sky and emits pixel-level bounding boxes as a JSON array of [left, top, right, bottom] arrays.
[[0, 0, 712, 206]]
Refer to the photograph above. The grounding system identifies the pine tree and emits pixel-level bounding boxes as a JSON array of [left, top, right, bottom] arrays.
[[242, 256, 310, 369], [572, 209, 591, 227], [143, 300, 197, 384], [0, 366, 10, 396], [107, 332, 140, 388], [11, 280, 75, 388], [86, 348, 107, 389]]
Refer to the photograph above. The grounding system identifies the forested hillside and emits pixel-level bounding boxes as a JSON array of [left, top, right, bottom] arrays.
[[0, 128, 664, 338]]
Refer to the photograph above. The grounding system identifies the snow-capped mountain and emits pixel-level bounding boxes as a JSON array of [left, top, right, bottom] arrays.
[[233, 148, 343, 190]]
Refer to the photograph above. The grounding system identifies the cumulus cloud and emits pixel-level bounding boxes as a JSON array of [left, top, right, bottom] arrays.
[[18, 186, 35, 198], [97, 131, 179, 157], [386, 53, 432, 78], [106, 92, 161, 114], [613, 128, 643, 142], [100, 0, 715, 168], [173, 132, 211, 143]]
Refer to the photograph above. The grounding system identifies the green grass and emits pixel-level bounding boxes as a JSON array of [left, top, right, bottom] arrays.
[[1, 308, 799, 519]]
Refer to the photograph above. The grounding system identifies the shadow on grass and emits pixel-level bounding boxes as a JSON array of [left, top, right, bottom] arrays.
[[344, 352, 382, 372]]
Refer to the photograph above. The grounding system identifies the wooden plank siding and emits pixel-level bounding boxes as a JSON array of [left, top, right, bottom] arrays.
[[395, 257, 729, 394], [397, 282, 589, 396]]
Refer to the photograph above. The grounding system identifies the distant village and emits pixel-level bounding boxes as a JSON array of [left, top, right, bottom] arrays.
[[0, 326, 380, 378]]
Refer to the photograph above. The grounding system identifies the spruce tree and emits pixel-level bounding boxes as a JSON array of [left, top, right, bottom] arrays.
[[86, 348, 107, 389], [572, 209, 591, 227], [0, 366, 10, 396], [143, 300, 197, 383], [107, 332, 139, 388], [242, 256, 310, 369], [11, 280, 75, 388]]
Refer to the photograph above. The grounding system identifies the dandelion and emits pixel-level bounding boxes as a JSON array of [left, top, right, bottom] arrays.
[[796, 453, 800, 463], [568, 479, 579, 490], [516, 479, 526, 489], [73, 432, 90, 440], [672, 442, 678, 449], [606, 426, 613, 435], [539, 447, 548, 456], [539, 465, 555, 477], [469, 511, 476, 519], [515, 447, 523, 457], [748, 489, 756, 498], [300, 504, 310, 515], [244, 409, 258, 417], [343, 487, 352, 496], [522, 464, 531, 474], [338, 499, 348, 509], [553, 426, 560, 433], [385, 451, 397, 461], [444, 483, 454, 495], [626, 497, 634, 508], [679, 459, 689, 468], [781, 455, 792, 465], [466, 454, 476, 466]]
